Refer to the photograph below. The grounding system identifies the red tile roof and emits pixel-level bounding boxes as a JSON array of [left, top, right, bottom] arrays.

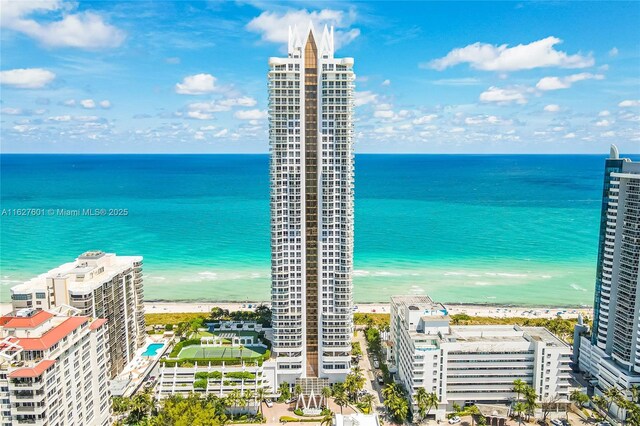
[[90, 318, 107, 330], [8, 317, 89, 351], [9, 360, 56, 378], [0, 311, 54, 328]]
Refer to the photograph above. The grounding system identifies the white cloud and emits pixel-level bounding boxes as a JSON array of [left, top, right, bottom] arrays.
[[213, 129, 228, 138], [99, 100, 111, 109], [175, 74, 218, 95], [412, 114, 437, 125], [479, 86, 528, 104], [563, 132, 576, 139], [464, 115, 512, 125], [450, 127, 465, 133], [544, 104, 560, 112], [536, 73, 604, 91], [63, 99, 76, 107], [374, 126, 395, 134], [619, 100, 640, 107], [1, 107, 23, 115], [355, 91, 378, 107], [599, 110, 610, 117], [187, 111, 213, 120], [80, 99, 96, 109], [48, 115, 72, 122], [0, 68, 55, 89], [601, 131, 616, 137], [220, 97, 257, 107], [194, 131, 205, 140], [381, 79, 391, 86], [0, 0, 126, 49], [246, 9, 360, 49], [426, 36, 594, 71], [595, 119, 611, 127], [373, 110, 394, 119], [234, 109, 267, 120], [609, 47, 619, 57]]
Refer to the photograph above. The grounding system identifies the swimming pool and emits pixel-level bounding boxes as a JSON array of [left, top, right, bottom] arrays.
[[142, 343, 164, 357]]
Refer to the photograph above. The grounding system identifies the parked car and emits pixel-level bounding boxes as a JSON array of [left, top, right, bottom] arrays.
[[449, 416, 461, 424], [286, 397, 297, 404], [551, 419, 563, 426], [373, 360, 380, 369], [561, 420, 571, 426], [596, 422, 611, 426], [377, 375, 384, 385], [264, 399, 273, 408]]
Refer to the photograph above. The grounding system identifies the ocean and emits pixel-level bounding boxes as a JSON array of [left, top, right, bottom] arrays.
[[2, 153, 634, 307]]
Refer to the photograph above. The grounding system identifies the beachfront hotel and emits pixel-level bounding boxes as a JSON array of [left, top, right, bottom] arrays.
[[268, 24, 355, 385], [0, 307, 111, 426], [389, 296, 572, 421], [575, 145, 640, 410], [10, 251, 146, 377]]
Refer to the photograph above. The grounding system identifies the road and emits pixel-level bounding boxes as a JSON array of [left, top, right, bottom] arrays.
[[353, 329, 383, 411]]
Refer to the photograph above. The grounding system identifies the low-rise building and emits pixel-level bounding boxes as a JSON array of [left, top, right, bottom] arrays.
[[10, 251, 145, 377], [157, 323, 275, 405], [390, 296, 573, 420], [0, 307, 110, 426]]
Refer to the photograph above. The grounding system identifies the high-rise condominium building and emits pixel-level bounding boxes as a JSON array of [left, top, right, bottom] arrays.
[[10, 251, 145, 377], [577, 145, 640, 403], [268, 24, 355, 383], [0, 308, 111, 426]]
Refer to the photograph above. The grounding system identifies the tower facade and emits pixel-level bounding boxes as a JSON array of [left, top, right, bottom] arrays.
[[591, 145, 640, 372], [268, 25, 355, 383], [577, 145, 640, 406]]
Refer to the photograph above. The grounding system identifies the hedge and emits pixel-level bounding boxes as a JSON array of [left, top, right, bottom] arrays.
[[169, 338, 201, 358], [280, 417, 323, 423], [161, 358, 266, 367], [193, 379, 207, 389]]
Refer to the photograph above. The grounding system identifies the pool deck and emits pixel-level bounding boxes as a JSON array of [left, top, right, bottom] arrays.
[[110, 336, 169, 397]]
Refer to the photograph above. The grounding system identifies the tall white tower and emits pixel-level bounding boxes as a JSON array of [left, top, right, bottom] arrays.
[[268, 24, 355, 384]]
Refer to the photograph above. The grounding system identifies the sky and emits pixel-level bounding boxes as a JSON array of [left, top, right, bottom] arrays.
[[0, 0, 639, 154]]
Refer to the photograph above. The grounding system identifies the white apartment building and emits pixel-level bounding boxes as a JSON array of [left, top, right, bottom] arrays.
[[576, 146, 640, 406], [0, 308, 110, 426], [268, 24, 355, 384], [390, 296, 572, 420], [10, 251, 145, 377]]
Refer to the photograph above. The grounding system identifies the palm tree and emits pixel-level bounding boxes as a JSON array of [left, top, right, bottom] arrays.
[[592, 396, 608, 420], [322, 386, 333, 407], [279, 382, 291, 402], [512, 379, 527, 403], [256, 387, 267, 415], [467, 405, 481, 426], [333, 386, 348, 414], [513, 402, 526, 426], [415, 388, 430, 420], [604, 386, 623, 416], [227, 389, 241, 420], [570, 390, 589, 408], [244, 389, 255, 411], [321, 413, 334, 426], [630, 385, 640, 404], [523, 385, 538, 420], [361, 393, 375, 414]]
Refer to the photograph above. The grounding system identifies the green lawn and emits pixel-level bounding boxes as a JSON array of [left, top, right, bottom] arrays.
[[177, 345, 266, 360]]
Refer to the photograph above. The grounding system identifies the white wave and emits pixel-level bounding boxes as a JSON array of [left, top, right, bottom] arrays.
[[474, 281, 491, 286], [570, 283, 587, 292], [198, 271, 218, 277], [353, 270, 371, 277]]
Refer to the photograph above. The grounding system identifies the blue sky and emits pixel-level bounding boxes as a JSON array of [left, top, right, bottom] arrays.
[[1, 0, 639, 153]]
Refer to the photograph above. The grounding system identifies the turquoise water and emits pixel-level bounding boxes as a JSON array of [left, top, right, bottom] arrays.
[[142, 343, 164, 357], [1, 154, 637, 306]]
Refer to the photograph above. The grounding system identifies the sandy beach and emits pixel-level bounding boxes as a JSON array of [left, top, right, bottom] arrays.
[[0, 301, 591, 319], [141, 301, 591, 319]]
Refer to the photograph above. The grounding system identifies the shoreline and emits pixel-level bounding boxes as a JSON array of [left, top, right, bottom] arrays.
[[0, 301, 592, 319]]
